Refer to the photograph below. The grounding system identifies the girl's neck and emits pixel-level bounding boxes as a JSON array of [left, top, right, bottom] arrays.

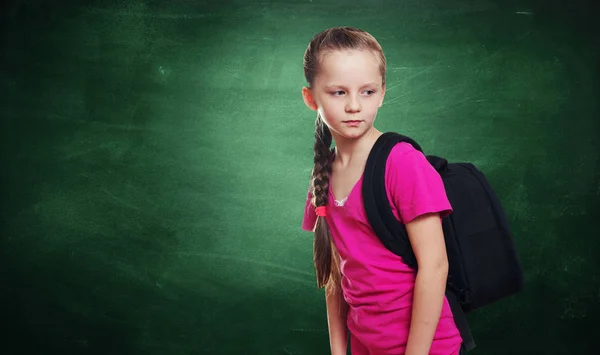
[[332, 127, 383, 168]]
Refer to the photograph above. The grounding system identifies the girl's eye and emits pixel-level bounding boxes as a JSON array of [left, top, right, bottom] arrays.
[[331, 90, 376, 96]]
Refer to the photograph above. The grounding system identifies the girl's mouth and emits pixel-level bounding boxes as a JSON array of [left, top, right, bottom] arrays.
[[344, 120, 362, 126]]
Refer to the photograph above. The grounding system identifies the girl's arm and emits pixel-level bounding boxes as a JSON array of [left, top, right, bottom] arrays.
[[404, 212, 449, 355], [325, 274, 349, 355]]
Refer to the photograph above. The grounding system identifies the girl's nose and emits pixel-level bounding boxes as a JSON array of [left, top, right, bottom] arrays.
[[345, 96, 361, 112]]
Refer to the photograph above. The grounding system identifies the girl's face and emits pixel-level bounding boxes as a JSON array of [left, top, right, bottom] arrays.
[[302, 49, 386, 141]]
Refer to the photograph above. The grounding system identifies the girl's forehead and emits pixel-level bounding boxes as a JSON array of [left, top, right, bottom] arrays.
[[320, 49, 379, 68], [317, 49, 382, 86]]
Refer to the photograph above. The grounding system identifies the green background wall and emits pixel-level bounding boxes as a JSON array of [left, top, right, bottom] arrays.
[[2, 0, 598, 354]]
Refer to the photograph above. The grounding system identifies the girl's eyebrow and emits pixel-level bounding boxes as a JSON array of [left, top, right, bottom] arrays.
[[325, 82, 378, 89]]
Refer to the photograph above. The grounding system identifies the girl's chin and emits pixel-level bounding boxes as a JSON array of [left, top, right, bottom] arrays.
[[331, 127, 372, 141]]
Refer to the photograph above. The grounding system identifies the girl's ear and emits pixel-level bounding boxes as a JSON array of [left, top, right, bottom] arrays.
[[302, 87, 319, 111]]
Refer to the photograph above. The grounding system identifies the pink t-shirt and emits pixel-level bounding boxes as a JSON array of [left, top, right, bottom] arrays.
[[302, 142, 463, 355]]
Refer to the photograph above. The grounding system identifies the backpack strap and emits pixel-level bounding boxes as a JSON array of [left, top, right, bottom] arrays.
[[363, 132, 421, 269], [447, 290, 476, 351], [362, 132, 475, 351]]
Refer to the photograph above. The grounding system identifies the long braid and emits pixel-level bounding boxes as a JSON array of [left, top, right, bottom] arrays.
[[311, 114, 333, 209], [311, 114, 340, 293]]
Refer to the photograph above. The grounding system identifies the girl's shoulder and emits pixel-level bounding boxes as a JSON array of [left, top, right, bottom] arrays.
[[386, 141, 423, 165], [384, 140, 437, 182], [383, 140, 452, 222]]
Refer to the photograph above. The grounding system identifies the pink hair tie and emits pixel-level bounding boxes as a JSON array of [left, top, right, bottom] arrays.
[[315, 206, 327, 217]]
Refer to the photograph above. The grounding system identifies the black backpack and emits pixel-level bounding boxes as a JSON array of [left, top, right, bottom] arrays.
[[362, 132, 524, 352]]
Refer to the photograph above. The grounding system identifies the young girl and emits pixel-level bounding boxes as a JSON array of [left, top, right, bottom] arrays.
[[300, 27, 465, 355]]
